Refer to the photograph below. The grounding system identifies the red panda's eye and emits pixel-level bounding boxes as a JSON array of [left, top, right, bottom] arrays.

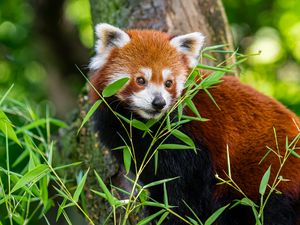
[[136, 77, 146, 86], [165, 80, 173, 88]]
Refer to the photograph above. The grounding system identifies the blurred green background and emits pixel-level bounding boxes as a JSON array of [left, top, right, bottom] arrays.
[[0, 0, 299, 116]]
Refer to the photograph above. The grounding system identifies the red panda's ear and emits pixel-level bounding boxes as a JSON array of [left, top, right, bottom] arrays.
[[89, 23, 131, 71], [170, 32, 205, 68]]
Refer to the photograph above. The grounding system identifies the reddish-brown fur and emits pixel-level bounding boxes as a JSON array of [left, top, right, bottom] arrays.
[[189, 76, 300, 200], [90, 28, 300, 203], [90, 30, 188, 101]]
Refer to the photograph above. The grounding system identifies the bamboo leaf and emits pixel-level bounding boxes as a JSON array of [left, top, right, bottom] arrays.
[[123, 146, 131, 174], [17, 118, 67, 134], [158, 144, 194, 150], [204, 204, 229, 225], [259, 166, 271, 195], [185, 98, 201, 118], [137, 209, 165, 225], [102, 77, 130, 97], [143, 177, 179, 189], [197, 64, 232, 73], [94, 170, 116, 206], [73, 168, 89, 202], [171, 129, 195, 150], [131, 119, 148, 131], [11, 164, 50, 193], [77, 100, 102, 134], [0, 110, 21, 146], [157, 212, 170, 225]]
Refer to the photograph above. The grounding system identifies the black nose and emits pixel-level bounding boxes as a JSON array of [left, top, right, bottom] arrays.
[[152, 96, 166, 110]]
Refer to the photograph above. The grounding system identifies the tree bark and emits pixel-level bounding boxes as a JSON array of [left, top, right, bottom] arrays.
[[61, 0, 235, 224]]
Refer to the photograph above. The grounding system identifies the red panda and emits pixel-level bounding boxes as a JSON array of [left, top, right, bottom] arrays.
[[89, 23, 300, 225]]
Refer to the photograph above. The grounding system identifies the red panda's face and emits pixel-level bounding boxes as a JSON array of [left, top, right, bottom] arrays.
[[89, 24, 204, 119]]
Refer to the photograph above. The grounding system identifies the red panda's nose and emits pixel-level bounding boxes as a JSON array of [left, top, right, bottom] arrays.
[[152, 96, 166, 110]]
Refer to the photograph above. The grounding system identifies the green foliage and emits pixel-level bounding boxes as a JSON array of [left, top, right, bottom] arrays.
[[223, 0, 300, 115]]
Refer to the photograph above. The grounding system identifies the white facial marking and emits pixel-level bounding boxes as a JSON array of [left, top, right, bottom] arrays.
[[140, 67, 152, 81], [176, 75, 186, 97], [162, 68, 171, 81], [130, 84, 172, 119]]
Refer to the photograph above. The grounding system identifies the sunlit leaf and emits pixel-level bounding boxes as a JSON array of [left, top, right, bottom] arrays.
[[11, 164, 50, 193], [158, 144, 194, 150], [0, 110, 21, 146], [17, 118, 67, 134], [197, 64, 232, 73], [102, 77, 130, 97]]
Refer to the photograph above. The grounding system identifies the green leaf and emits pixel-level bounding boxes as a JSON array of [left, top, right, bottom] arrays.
[[17, 118, 67, 134], [0, 84, 14, 106], [143, 177, 179, 189], [157, 212, 169, 225], [0, 110, 21, 146], [131, 119, 148, 131], [204, 204, 229, 225], [137, 209, 165, 225], [158, 144, 194, 150], [94, 170, 116, 206], [178, 103, 183, 120], [197, 64, 232, 73], [11, 164, 50, 193], [116, 113, 148, 131], [185, 98, 201, 118], [172, 129, 195, 150], [163, 183, 168, 207], [259, 166, 271, 195], [73, 168, 89, 202], [123, 146, 131, 174], [187, 216, 200, 225], [202, 44, 228, 51], [199, 71, 224, 89], [78, 100, 102, 134], [56, 199, 67, 221], [166, 115, 171, 130], [289, 149, 300, 158], [102, 77, 130, 97], [184, 70, 198, 88], [40, 176, 49, 209], [181, 115, 209, 122], [154, 151, 158, 175], [204, 88, 220, 110]]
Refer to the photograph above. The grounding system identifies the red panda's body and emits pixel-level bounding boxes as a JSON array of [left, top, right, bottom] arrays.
[[190, 76, 300, 201], [89, 24, 300, 224]]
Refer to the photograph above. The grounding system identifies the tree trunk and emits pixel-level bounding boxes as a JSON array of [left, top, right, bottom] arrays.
[[61, 0, 235, 224]]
